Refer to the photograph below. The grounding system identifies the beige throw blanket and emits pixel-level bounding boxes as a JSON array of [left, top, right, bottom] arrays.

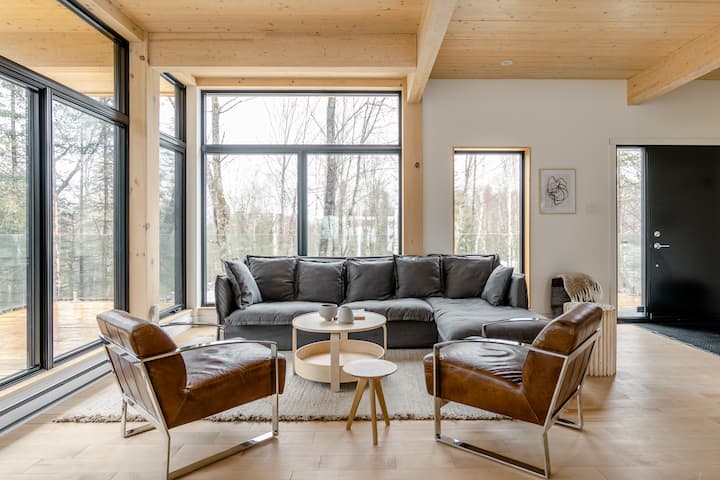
[[558, 273, 603, 303]]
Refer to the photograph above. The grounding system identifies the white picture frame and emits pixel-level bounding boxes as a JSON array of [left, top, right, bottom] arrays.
[[540, 168, 576, 214]]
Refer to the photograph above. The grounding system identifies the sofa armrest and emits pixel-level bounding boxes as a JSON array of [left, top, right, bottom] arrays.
[[215, 275, 237, 324], [507, 273, 528, 308]]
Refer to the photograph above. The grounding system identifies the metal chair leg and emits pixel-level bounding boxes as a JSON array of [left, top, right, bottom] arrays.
[[556, 389, 584, 430], [121, 399, 155, 438], [542, 430, 551, 478], [434, 397, 442, 439]]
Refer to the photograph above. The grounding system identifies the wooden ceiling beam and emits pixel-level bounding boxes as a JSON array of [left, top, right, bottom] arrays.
[[627, 23, 720, 105], [406, 0, 458, 103], [75, 0, 145, 42], [147, 33, 416, 73], [195, 76, 404, 89]]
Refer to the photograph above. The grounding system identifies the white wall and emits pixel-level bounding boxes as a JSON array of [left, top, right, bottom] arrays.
[[423, 79, 720, 314]]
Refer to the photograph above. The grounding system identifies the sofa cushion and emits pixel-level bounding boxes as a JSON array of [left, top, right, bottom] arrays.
[[395, 255, 442, 298], [223, 259, 263, 308], [443, 255, 495, 298], [247, 256, 297, 301], [225, 301, 324, 326], [296, 259, 345, 304], [481, 265, 514, 306], [345, 257, 395, 302], [342, 298, 434, 323], [427, 297, 546, 343]]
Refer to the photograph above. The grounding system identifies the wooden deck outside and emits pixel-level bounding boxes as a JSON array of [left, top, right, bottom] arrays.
[[0, 301, 113, 379]]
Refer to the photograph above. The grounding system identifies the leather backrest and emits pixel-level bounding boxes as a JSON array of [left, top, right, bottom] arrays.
[[522, 303, 602, 422], [97, 310, 185, 423]]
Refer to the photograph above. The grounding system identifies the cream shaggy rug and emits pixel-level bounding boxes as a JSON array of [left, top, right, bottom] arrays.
[[54, 349, 501, 422]]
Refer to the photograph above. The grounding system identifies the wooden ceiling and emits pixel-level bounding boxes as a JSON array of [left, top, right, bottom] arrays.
[[2, 0, 720, 103], [435, 0, 720, 80]]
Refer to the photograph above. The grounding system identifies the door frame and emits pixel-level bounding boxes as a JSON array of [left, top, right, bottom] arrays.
[[609, 137, 720, 318]]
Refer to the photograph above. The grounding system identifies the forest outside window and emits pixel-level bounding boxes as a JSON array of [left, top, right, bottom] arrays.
[[454, 150, 527, 272], [202, 92, 401, 304]]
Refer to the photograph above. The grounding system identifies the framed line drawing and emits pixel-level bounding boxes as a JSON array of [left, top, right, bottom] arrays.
[[540, 168, 575, 214]]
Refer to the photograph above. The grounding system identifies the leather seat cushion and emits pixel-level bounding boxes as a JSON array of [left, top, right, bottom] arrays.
[[423, 342, 542, 425], [342, 298, 434, 322], [157, 342, 286, 428]]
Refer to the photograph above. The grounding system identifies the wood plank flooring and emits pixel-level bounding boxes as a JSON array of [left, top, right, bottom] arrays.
[[0, 324, 718, 479]]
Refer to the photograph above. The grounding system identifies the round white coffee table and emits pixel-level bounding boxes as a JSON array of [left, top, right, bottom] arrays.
[[344, 359, 398, 446], [292, 311, 387, 392]]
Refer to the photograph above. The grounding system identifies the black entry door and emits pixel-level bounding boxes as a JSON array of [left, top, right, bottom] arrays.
[[645, 146, 720, 319]]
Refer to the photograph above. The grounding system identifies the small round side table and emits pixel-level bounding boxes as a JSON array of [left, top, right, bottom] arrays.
[[343, 358, 398, 446]]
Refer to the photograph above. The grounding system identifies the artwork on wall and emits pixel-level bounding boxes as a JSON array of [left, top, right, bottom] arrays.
[[540, 168, 576, 214]]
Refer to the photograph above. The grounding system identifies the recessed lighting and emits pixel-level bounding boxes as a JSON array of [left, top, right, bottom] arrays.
[[500, 59, 513, 66]]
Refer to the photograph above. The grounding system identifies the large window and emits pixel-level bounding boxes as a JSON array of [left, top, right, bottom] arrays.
[[0, 0, 128, 385], [453, 150, 526, 272], [202, 92, 401, 304], [159, 75, 185, 315]]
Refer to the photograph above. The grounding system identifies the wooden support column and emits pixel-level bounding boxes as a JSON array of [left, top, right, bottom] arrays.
[[128, 41, 160, 319], [402, 87, 423, 255]]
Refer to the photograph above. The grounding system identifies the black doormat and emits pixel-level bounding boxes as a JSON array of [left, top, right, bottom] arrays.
[[630, 320, 720, 355]]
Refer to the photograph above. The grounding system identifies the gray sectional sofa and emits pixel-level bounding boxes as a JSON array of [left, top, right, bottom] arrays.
[[215, 254, 546, 350]]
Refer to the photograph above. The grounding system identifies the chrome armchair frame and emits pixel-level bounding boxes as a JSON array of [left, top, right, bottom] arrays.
[[100, 322, 280, 480], [432, 330, 599, 479]]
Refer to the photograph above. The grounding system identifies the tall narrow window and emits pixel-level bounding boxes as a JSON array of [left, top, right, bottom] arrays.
[[0, 77, 35, 382], [158, 75, 185, 314], [202, 92, 401, 304], [52, 101, 117, 359], [617, 147, 643, 315], [453, 150, 526, 272]]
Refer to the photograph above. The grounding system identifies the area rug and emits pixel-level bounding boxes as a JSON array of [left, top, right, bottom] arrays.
[[54, 349, 502, 422], [633, 321, 720, 356]]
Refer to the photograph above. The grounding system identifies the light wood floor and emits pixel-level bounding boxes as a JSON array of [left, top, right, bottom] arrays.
[[0, 324, 718, 479]]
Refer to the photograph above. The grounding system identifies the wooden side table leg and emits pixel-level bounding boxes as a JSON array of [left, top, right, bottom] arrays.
[[346, 378, 367, 431], [374, 379, 390, 426], [369, 378, 378, 445], [330, 333, 340, 392], [291, 326, 297, 375]]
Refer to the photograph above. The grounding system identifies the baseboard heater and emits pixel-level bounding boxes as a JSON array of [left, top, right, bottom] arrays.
[[0, 356, 111, 433]]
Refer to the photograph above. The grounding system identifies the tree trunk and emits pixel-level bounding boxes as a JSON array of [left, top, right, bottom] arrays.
[[319, 97, 338, 256], [207, 97, 230, 260]]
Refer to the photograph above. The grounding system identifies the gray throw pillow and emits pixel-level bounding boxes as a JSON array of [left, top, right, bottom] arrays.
[[395, 256, 442, 298], [345, 258, 395, 302], [443, 255, 494, 298], [481, 265, 514, 306], [247, 256, 297, 301], [223, 259, 262, 308], [296, 259, 346, 304]]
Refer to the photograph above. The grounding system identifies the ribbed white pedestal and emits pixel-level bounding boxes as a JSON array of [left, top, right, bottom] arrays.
[[563, 302, 617, 376]]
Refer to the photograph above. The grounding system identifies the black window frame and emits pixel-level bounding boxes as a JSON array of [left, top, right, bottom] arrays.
[[452, 149, 526, 273], [200, 90, 403, 306], [0, 0, 129, 388], [158, 73, 186, 317]]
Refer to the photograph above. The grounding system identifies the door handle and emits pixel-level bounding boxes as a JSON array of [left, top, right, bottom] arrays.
[[653, 242, 670, 249]]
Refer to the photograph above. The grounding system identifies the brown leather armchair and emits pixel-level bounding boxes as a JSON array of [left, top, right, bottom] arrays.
[[97, 310, 286, 480], [424, 303, 602, 478]]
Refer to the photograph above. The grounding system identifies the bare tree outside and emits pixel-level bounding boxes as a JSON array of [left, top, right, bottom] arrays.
[[617, 147, 643, 314], [203, 93, 400, 301], [454, 152, 523, 271]]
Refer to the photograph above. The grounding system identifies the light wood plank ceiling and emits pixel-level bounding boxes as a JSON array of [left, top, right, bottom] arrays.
[[106, 0, 425, 34], [434, 0, 720, 79]]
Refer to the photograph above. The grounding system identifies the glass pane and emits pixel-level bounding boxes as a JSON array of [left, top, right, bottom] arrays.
[[159, 76, 177, 137], [0, 0, 117, 107], [0, 77, 34, 380], [307, 154, 399, 256], [159, 147, 179, 309], [53, 100, 115, 358], [617, 147, 643, 315], [204, 94, 400, 145], [205, 154, 297, 302], [454, 152, 523, 271]]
